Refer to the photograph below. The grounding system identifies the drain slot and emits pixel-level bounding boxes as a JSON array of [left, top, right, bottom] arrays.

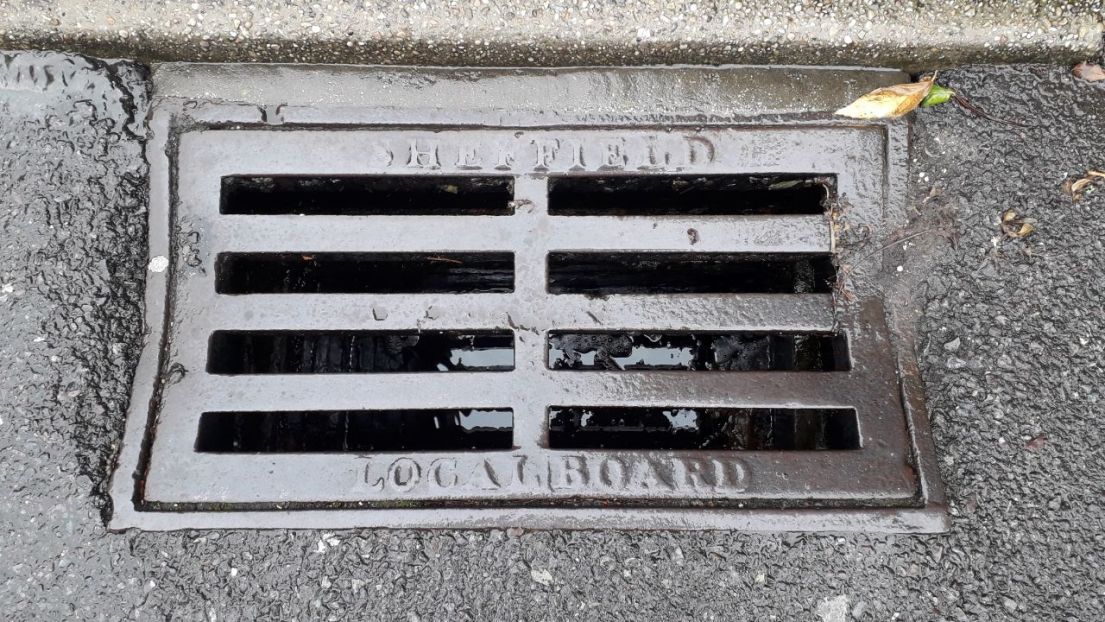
[[221, 176, 514, 215], [208, 330, 514, 374], [547, 252, 835, 294], [548, 332, 849, 371], [196, 409, 514, 453], [548, 407, 860, 450], [216, 252, 515, 294], [548, 175, 829, 216]]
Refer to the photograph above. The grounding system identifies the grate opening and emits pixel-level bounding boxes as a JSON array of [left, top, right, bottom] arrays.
[[547, 175, 830, 216], [547, 332, 849, 371], [547, 252, 835, 294], [220, 175, 515, 215], [215, 252, 515, 294], [548, 407, 860, 450], [195, 409, 514, 453], [208, 330, 514, 374]]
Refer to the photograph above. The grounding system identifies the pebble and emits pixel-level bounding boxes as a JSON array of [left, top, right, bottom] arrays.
[[946, 356, 968, 369], [816, 595, 849, 622], [147, 256, 169, 272], [530, 568, 554, 587]]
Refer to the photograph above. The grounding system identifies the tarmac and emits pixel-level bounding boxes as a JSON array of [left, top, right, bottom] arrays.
[[2, 49, 1105, 620]]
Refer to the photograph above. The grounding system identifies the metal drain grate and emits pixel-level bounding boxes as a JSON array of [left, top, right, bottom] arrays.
[[109, 65, 946, 531]]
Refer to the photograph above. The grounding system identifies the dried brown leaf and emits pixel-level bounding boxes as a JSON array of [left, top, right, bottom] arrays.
[[1064, 170, 1105, 202], [1072, 178, 1094, 195], [835, 78, 935, 120], [1073, 62, 1105, 82], [1000, 209, 1036, 239]]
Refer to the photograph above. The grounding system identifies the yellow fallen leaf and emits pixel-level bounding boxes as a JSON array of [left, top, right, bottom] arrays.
[[834, 78, 935, 119]]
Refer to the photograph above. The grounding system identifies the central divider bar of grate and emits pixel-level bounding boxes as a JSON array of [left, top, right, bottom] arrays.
[[511, 175, 554, 449]]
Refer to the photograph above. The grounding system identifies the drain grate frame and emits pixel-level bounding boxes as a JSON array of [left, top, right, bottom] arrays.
[[109, 65, 946, 531]]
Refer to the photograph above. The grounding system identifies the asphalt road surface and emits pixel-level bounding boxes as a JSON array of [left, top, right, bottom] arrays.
[[1, 54, 1104, 620]]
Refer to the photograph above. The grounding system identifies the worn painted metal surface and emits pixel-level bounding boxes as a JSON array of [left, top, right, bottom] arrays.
[[110, 65, 945, 531]]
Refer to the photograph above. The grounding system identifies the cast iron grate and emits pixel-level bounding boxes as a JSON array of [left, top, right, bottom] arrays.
[[110, 72, 945, 531]]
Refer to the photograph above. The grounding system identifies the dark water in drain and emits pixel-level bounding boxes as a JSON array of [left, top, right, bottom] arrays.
[[196, 409, 514, 452], [208, 331, 514, 374], [216, 252, 515, 294], [547, 175, 831, 216], [547, 252, 835, 294], [548, 407, 860, 450], [221, 175, 514, 215]]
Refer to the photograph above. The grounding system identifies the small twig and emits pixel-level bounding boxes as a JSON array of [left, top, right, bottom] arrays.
[[953, 94, 1032, 128], [424, 255, 464, 264]]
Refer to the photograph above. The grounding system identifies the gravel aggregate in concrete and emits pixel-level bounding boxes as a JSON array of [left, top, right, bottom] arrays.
[[2, 53, 1105, 620], [0, 1, 1101, 68]]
